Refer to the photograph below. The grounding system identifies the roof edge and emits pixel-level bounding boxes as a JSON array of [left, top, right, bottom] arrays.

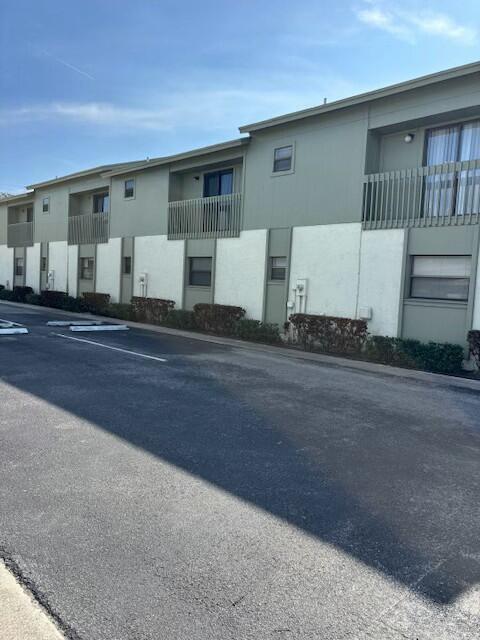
[[26, 160, 145, 190], [103, 137, 250, 178], [0, 191, 35, 205]]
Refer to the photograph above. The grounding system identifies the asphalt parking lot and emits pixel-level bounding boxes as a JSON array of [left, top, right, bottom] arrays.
[[0, 301, 479, 640]]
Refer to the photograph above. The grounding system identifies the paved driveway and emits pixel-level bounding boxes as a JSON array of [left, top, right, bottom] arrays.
[[0, 302, 479, 639]]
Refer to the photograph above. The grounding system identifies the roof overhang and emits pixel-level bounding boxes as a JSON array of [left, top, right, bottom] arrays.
[[26, 160, 144, 190], [0, 191, 35, 205], [239, 60, 480, 133], [102, 137, 250, 178]]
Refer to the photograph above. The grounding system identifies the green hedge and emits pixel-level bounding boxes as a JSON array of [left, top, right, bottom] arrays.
[[467, 330, 480, 369], [289, 313, 368, 354], [162, 309, 198, 330], [193, 303, 245, 335], [234, 319, 282, 344]]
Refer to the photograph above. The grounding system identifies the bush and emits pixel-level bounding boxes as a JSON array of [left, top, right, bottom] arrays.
[[467, 330, 480, 369], [11, 286, 34, 303], [365, 335, 463, 374], [0, 284, 4, 291], [193, 303, 245, 335], [234, 319, 282, 344], [131, 296, 175, 324], [39, 290, 88, 312], [82, 292, 111, 313], [25, 293, 42, 305], [0, 288, 15, 301], [101, 303, 136, 321], [289, 313, 368, 354], [163, 309, 198, 330]]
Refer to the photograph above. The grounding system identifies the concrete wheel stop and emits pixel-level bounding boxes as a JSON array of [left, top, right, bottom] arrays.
[[47, 320, 129, 332]]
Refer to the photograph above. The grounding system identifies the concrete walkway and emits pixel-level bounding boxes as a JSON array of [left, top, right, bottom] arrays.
[[0, 561, 64, 640]]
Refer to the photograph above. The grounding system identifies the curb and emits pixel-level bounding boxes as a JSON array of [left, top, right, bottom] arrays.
[[1, 299, 480, 392]]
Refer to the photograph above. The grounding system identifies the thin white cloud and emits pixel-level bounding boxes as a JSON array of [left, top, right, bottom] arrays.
[[0, 75, 364, 133], [356, 1, 477, 45]]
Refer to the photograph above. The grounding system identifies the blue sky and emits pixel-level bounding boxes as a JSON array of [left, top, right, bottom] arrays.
[[1, 0, 479, 192]]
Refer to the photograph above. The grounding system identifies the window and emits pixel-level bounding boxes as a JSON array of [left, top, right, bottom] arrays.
[[93, 192, 109, 213], [15, 257, 24, 276], [189, 257, 212, 287], [42, 197, 50, 213], [122, 256, 132, 275], [124, 179, 135, 199], [41, 257, 47, 272], [270, 256, 287, 281], [273, 145, 293, 173], [203, 170, 233, 197], [424, 120, 480, 217], [410, 255, 471, 302], [80, 257, 94, 280]]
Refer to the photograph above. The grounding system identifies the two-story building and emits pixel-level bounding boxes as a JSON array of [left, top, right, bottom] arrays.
[[2, 61, 480, 346]]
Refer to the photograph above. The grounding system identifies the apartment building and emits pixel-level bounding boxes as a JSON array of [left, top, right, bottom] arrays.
[[2, 61, 480, 346]]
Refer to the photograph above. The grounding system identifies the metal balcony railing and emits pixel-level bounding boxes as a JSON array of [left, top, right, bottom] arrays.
[[7, 221, 34, 247], [362, 159, 480, 229], [168, 193, 242, 239], [68, 212, 109, 245]]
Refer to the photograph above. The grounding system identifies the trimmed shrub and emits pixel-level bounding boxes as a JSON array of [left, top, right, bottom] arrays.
[[101, 303, 136, 321], [289, 313, 368, 354], [365, 335, 463, 374], [467, 330, 480, 369], [39, 290, 88, 312], [163, 309, 198, 331], [11, 286, 34, 303], [131, 296, 175, 324], [193, 303, 245, 335], [234, 319, 282, 344], [0, 284, 4, 291], [25, 293, 42, 305], [82, 292, 111, 313], [0, 288, 15, 301]]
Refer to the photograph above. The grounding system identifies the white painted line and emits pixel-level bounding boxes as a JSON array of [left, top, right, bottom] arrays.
[[52, 333, 167, 362], [0, 327, 28, 335], [70, 324, 129, 332], [47, 320, 104, 326]]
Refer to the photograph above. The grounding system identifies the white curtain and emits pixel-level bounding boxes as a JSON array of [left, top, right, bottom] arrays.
[[424, 126, 459, 217], [457, 121, 480, 215]]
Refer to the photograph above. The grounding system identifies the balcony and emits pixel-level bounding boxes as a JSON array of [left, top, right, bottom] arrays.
[[7, 221, 34, 248], [68, 212, 109, 245], [168, 193, 242, 240], [362, 159, 480, 229]]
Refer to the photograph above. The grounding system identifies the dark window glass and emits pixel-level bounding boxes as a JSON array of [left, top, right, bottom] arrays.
[[41, 257, 47, 272], [270, 256, 287, 281], [80, 257, 94, 280], [122, 256, 132, 275], [124, 179, 135, 198], [93, 193, 109, 213], [15, 257, 24, 276], [203, 170, 233, 197], [410, 256, 470, 302], [189, 257, 212, 287], [42, 197, 49, 213], [273, 145, 293, 172]]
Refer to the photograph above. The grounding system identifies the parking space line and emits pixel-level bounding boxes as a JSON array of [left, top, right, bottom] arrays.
[[52, 333, 168, 362]]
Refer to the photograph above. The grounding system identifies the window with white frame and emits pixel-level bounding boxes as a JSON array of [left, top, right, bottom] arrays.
[[273, 145, 293, 173], [42, 197, 50, 213], [188, 257, 212, 287], [124, 179, 135, 199], [410, 255, 471, 302]]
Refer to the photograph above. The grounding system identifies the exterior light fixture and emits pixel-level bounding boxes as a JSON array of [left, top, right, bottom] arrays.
[[404, 133, 415, 143]]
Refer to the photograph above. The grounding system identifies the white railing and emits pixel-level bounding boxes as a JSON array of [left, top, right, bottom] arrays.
[[68, 212, 109, 245], [362, 159, 480, 229], [7, 221, 34, 247], [168, 193, 242, 239]]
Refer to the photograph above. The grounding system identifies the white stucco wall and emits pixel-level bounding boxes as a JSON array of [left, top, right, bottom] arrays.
[[96, 238, 121, 302], [214, 229, 267, 320], [134, 235, 185, 305], [67, 245, 78, 297], [289, 223, 362, 318], [357, 229, 406, 337], [0, 245, 13, 288], [472, 241, 480, 330], [48, 241, 68, 292], [25, 243, 40, 291]]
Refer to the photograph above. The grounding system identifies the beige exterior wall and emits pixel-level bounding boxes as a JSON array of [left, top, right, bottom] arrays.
[[133, 235, 185, 305], [0, 244, 13, 288], [96, 238, 122, 302], [25, 243, 41, 292]]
